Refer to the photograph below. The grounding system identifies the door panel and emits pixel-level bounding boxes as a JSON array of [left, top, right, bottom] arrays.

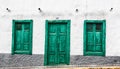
[[86, 24, 94, 51], [23, 24, 30, 50], [48, 24, 57, 65], [87, 32, 94, 51], [58, 24, 67, 64], [59, 55, 65, 63], [15, 31, 22, 50], [48, 55, 56, 65], [95, 32, 102, 52], [48, 35, 57, 64], [58, 36, 66, 64], [59, 36, 66, 52], [15, 23, 22, 50], [95, 23, 102, 52]]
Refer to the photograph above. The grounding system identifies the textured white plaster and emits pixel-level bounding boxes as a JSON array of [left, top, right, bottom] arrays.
[[0, 0, 120, 56]]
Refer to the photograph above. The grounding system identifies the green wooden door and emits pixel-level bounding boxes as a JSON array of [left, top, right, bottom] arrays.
[[44, 20, 70, 65], [12, 20, 33, 55], [84, 20, 106, 56]]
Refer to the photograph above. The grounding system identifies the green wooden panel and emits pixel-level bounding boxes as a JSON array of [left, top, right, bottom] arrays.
[[44, 20, 70, 66], [95, 23, 102, 52], [86, 23, 94, 51], [15, 31, 22, 50], [48, 24, 57, 65], [84, 20, 106, 56], [95, 32, 102, 52], [58, 24, 67, 64], [48, 24, 67, 65], [15, 23, 22, 50], [23, 24, 30, 50], [87, 32, 94, 51], [12, 20, 33, 55]]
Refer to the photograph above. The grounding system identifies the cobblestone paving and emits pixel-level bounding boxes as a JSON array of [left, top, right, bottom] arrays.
[[1, 54, 120, 67]]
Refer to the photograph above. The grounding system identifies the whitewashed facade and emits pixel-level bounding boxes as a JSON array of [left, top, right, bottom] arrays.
[[0, 0, 120, 66]]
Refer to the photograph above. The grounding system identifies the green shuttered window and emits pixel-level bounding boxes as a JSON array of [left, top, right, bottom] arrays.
[[12, 20, 33, 55], [84, 20, 106, 56]]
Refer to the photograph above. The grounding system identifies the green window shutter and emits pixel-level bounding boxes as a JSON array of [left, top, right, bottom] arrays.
[[12, 20, 33, 55], [84, 20, 106, 56]]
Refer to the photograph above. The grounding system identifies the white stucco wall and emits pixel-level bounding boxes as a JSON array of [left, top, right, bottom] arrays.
[[0, 0, 120, 56]]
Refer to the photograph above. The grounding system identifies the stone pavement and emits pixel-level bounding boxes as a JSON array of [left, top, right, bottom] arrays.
[[1, 54, 120, 67], [1, 66, 120, 69]]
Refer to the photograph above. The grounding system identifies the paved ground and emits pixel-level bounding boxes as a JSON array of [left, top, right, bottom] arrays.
[[1, 66, 120, 69], [1, 54, 120, 67]]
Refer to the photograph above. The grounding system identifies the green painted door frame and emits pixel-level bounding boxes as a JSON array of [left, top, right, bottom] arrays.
[[44, 20, 70, 65], [84, 20, 106, 56], [12, 20, 33, 55]]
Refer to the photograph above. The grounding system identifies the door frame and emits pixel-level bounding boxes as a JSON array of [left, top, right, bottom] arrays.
[[84, 20, 106, 56], [44, 20, 70, 65], [12, 20, 33, 55]]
